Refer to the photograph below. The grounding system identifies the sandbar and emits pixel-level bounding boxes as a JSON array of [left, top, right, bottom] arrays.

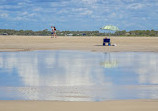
[[0, 36, 158, 52]]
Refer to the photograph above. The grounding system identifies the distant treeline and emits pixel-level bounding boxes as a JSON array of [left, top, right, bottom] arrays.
[[0, 29, 158, 36]]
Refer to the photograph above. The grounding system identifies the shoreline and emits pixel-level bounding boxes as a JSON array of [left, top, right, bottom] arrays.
[[1, 49, 158, 53], [0, 36, 158, 52]]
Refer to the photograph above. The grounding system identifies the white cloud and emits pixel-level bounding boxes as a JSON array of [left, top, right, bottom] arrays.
[[0, 13, 8, 18], [80, 10, 93, 15], [33, 7, 42, 12], [0, 0, 158, 30], [50, 1, 70, 7], [81, 0, 99, 4], [127, 3, 144, 9]]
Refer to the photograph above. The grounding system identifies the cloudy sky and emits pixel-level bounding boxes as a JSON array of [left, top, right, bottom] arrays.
[[0, 0, 158, 31]]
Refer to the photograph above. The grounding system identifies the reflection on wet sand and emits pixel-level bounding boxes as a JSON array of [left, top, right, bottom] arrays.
[[0, 51, 158, 101]]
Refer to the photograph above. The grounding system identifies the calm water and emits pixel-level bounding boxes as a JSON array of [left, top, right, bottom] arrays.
[[0, 50, 158, 101]]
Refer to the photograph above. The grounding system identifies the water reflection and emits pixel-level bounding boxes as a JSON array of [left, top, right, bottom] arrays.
[[0, 51, 158, 101], [100, 53, 118, 68]]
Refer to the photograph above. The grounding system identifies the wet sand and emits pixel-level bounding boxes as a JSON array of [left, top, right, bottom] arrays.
[[0, 100, 158, 111], [0, 35, 158, 52]]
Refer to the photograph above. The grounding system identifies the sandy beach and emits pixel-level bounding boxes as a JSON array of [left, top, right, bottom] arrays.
[[0, 35, 158, 52], [1, 36, 158, 111], [0, 100, 158, 111]]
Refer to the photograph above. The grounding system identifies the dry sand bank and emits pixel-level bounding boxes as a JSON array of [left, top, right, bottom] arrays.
[[0, 36, 158, 52], [0, 100, 158, 111]]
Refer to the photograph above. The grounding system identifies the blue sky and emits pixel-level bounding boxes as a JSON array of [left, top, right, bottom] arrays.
[[0, 0, 158, 31]]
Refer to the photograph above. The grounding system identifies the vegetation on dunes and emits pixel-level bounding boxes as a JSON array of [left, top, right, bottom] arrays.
[[0, 29, 158, 37]]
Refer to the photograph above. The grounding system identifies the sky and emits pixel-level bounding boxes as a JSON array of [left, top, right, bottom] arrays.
[[0, 0, 158, 31]]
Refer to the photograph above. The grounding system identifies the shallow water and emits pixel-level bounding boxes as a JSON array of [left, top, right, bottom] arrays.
[[0, 50, 158, 101]]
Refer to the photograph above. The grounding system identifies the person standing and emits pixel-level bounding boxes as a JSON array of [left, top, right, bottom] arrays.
[[51, 26, 54, 38], [53, 26, 57, 38], [51, 26, 57, 38]]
